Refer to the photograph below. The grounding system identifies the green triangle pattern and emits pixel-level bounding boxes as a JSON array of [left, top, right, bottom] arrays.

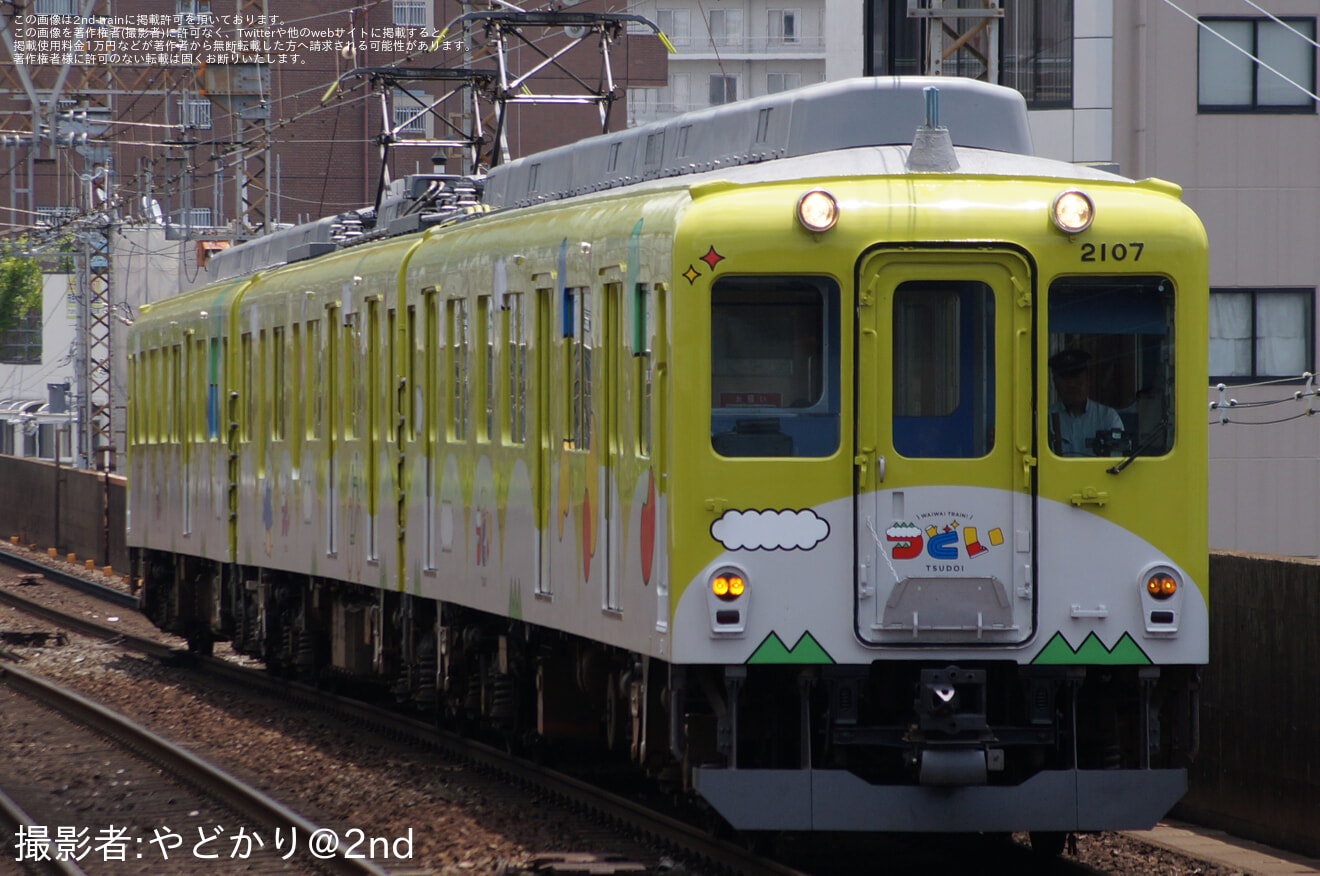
[[748, 632, 792, 663], [748, 630, 835, 665], [1103, 632, 1151, 664], [1032, 631, 1151, 666]]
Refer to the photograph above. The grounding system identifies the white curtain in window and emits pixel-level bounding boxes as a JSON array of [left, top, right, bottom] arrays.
[[1199, 21, 1253, 106], [657, 9, 690, 46], [1256, 292, 1309, 376], [1208, 292, 1251, 376], [1258, 21, 1315, 107]]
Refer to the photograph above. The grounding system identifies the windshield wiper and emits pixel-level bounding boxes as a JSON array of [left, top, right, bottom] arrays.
[[1107, 419, 1169, 475]]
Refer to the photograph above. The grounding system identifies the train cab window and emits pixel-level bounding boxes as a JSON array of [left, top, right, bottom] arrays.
[[710, 276, 840, 458], [1047, 277, 1175, 459], [892, 281, 995, 459]]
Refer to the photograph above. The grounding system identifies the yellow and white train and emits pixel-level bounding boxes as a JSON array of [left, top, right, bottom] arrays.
[[128, 76, 1208, 842]]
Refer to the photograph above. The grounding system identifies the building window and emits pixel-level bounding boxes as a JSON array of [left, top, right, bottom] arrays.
[[1210, 289, 1315, 381], [393, 0, 427, 27], [1198, 18, 1317, 113], [173, 207, 214, 227], [0, 311, 41, 365], [866, 0, 1072, 109], [657, 8, 690, 47], [709, 74, 738, 106], [178, 98, 212, 129], [661, 73, 690, 114], [392, 89, 430, 136], [767, 72, 801, 94], [709, 9, 743, 48], [175, 0, 212, 26], [769, 10, 799, 44], [34, 0, 80, 16], [627, 87, 659, 126], [1001, 0, 1073, 108]]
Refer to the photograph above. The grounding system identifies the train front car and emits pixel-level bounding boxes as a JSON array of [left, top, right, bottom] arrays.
[[664, 80, 1208, 837]]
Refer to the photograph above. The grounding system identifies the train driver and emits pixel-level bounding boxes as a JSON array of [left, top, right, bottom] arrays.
[[1048, 348, 1123, 456]]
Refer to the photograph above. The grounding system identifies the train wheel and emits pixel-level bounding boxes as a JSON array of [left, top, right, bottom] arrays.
[[185, 624, 213, 656], [1029, 831, 1068, 858]]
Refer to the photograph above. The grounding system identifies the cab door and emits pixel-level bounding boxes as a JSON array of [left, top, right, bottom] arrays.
[[855, 249, 1035, 645]]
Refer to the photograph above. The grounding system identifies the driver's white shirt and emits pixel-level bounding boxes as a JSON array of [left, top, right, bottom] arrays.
[[1049, 400, 1123, 456]]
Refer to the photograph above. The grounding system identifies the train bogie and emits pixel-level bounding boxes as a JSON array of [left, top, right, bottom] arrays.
[[129, 76, 1208, 837]]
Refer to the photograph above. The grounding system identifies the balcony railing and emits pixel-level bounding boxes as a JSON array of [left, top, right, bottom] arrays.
[[673, 35, 826, 53]]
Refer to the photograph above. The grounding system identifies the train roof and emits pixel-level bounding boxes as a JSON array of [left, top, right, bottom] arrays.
[[481, 76, 1035, 208], [205, 76, 1138, 283], [624, 141, 1130, 192]]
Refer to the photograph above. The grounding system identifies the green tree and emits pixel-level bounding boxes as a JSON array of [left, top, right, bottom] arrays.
[[0, 255, 42, 332]]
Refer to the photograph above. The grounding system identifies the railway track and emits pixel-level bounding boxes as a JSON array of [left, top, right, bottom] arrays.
[[0, 571, 801, 876], [0, 553, 1190, 876], [0, 660, 389, 876]]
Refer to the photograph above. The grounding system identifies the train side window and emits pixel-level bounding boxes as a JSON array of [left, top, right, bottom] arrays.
[[306, 320, 322, 441], [1047, 277, 1175, 459], [635, 283, 653, 459], [126, 354, 136, 446], [406, 305, 418, 443], [207, 336, 221, 442], [347, 312, 366, 440], [258, 328, 269, 474], [447, 298, 469, 441], [129, 353, 139, 446], [193, 338, 205, 442], [478, 294, 494, 443], [290, 324, 302, 446], [506, 292, 527, 445], [892, 281, 995, 459], [564, 287, 593, 451], [272, 326, 286, 442], [710, 275, 840, 458], [240, 332, 253, 443], [169, 344, 181, 443]]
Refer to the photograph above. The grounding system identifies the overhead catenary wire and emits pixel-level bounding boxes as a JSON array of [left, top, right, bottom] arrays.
[[4, 0, 651, 239], [1209, 373, 1320, 425]]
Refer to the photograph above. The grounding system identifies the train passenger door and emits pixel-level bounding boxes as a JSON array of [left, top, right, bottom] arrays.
[[854, 249, 1035, 646]]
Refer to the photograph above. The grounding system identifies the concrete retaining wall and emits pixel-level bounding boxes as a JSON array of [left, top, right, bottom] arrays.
[[1175, 551, 1320, 859], [0, 455, 127, 574]]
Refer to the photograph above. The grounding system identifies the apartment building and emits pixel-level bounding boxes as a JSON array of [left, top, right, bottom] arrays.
[[626, 0, 829, 125], [0, 0, 665, 236], [1109, 1, 1319, 556]]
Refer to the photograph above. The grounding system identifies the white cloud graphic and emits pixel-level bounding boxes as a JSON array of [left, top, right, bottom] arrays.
[[711, 509, 830, 551], [886, 524, 923, 540]]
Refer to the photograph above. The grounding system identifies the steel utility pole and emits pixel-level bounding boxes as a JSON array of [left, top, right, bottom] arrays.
[[907, 0, 1002, 81]]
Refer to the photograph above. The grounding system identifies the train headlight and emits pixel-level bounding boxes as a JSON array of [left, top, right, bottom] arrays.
[[1051, 189, 1094, 234], [797, 189, 838, 233]]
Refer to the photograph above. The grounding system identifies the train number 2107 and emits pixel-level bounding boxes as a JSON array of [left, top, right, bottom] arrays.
[[1081, 242, 1144, 262]]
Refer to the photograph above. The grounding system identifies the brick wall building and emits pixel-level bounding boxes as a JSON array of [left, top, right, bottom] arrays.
[[0, 0, 666, 237]]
